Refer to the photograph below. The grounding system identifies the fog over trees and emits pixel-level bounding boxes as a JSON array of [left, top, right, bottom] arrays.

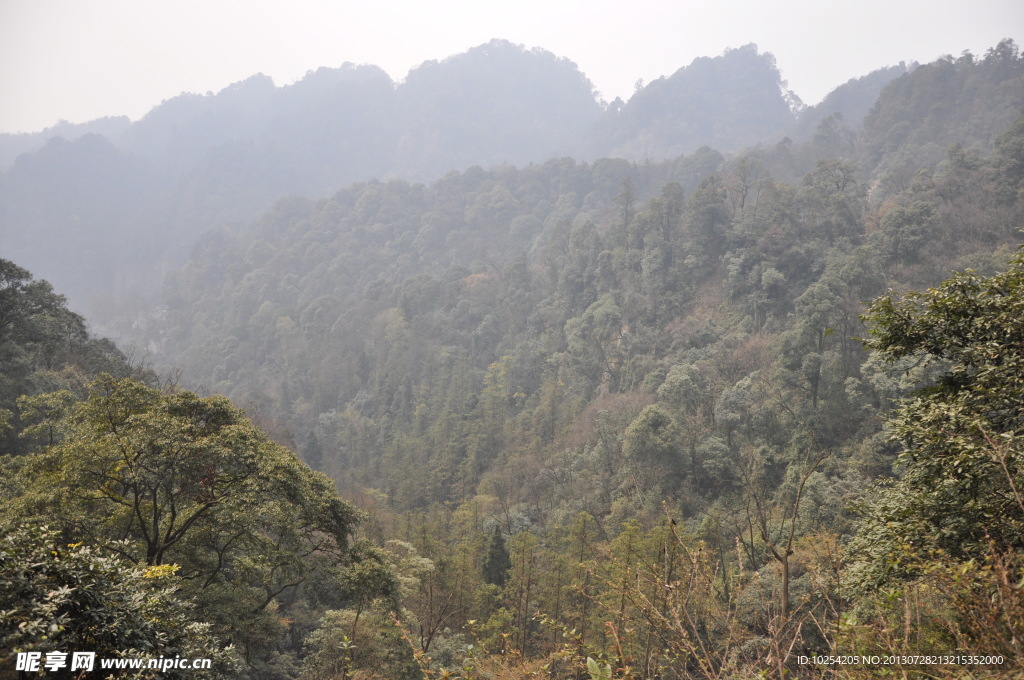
[[0, 41, 909, 321], [2, 37, 1024, 680]]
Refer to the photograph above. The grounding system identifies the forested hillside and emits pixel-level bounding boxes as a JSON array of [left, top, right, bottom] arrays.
[[2, 38, 1024, 680], [591, 44, 799, 160], [0, 266, 403, 679], [791, 64, 910, 141], [0, 41, 600, 317], [0, 259, 143, 455], [141, 41, 1024, 678], [0, 41, 930, 324]]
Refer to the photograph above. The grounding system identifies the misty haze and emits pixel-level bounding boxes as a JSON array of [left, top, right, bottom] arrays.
[[1, 10, 1024, 679]]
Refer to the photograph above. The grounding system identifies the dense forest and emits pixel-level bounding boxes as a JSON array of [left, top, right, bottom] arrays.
[[2, 38, 1024, 680], [0, 41, 904, 327]]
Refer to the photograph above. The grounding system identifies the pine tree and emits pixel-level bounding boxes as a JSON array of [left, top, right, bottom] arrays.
[[482, 524, 511, 587]]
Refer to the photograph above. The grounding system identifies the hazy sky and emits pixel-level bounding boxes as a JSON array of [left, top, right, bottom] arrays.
[[1, 0, 1021, 133]]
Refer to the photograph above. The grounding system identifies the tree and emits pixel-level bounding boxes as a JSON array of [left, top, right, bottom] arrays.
[[299, 542, 407, 680], [0, 523, 237, 679], [5, 375, 381, 666], [12, 375, 357, 569], [0, 259, 133, 455], [0, 259, 131, 384], [687, 174, 730, 251], [564, 293, 624, 391], [482, 524, 510, 587], [622, 405, 685, 491], [844, 250, 1024, 671], [851, 250, 1024, 587]]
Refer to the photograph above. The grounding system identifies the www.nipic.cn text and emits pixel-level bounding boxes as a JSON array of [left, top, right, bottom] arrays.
[[15, 651, 213, 673]]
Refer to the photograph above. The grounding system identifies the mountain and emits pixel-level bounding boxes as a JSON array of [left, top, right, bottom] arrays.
[[587, 44, 797, 160], [0, 116, 132, 169], [3, 40, 1022, 334], [0, 41, 601, 317], [792, 63, 911, 142], [0, 134, 158, 300], [4, 38, 1024, 680], [861, 38, 1024, 192], [394, 40, 602, 179]]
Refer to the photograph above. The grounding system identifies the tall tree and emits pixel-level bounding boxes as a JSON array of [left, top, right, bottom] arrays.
[[482, 524, 511, 587], [0, 258, 134, 455], [4, 375, 394, 669], [851, 249, 1024, 586]]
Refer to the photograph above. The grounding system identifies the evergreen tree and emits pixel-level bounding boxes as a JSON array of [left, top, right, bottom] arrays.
[[482, 524, 511, 587], [851, 249, 1024, 588]]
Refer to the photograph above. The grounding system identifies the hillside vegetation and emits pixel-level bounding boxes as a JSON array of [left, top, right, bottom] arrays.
[[145, 41, 1024, 678], [2, 38, 1024, 680], [0, 41, 928, 320]]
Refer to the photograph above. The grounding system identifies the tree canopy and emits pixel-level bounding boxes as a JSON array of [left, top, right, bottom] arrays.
[[851, 250, 1024, 588], [0, 258, 136, 455], [13, 374, 358, 571], [2, 375, 394, 675], [0, 524, 237, 679]]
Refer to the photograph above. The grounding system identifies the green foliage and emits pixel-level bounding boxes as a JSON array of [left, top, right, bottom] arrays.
[[335, 541, 402, 612], [481, 525, 511, 587], [0, 523, 238, 678], [0, 259, 136, 455], [6, 47, 1017, 677], [2, 375, 398, 676], [11, 374, 358, 570], [300, 609, 421, 680], [622, 405, 685, 490], [585, 656, 612, 680], [851, 251, 1024, 589]]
